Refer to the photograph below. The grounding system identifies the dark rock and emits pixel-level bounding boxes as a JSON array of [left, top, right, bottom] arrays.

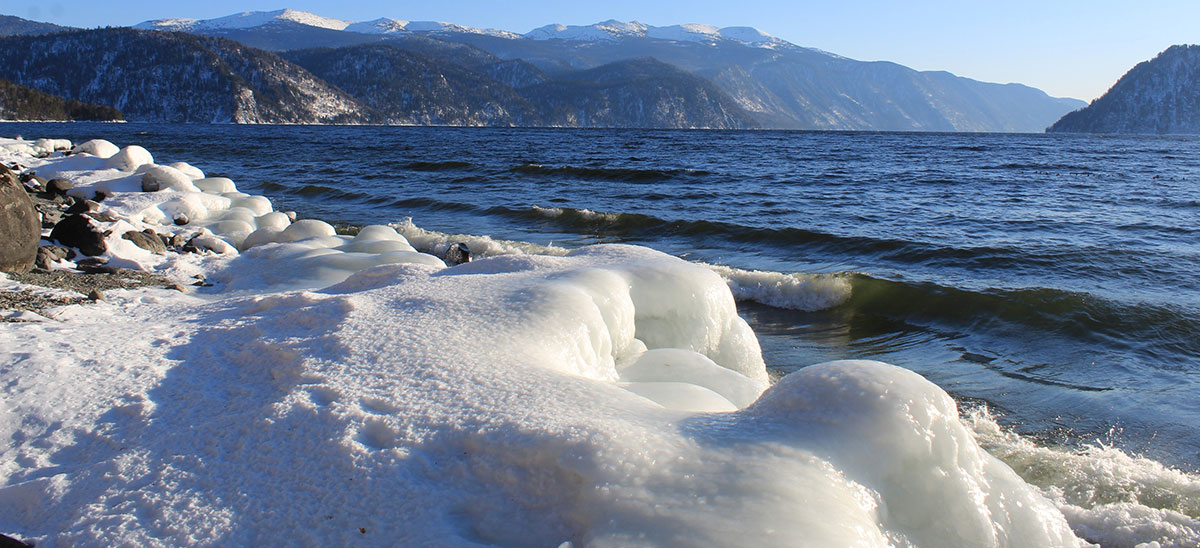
[[87, 288, 105, 301], [34, 244, 72, 270], [444, 242, 471, 265], [77, 263, 118, 274], [121, 230, 167, 254], [192, 279, 214, 287], [66, 198, 100, 215], [92, 191, 107, 203], [168, 282, 188, 292], [46, 178, 73, 196], [0, 164, 40, 273], [174, 212, 189, 226], [21, 176, 43, 193], [168, 233, 186, 248], [50, 214, 108, 256], [76, 256, 108, 266], [40, 207, 63, 228]]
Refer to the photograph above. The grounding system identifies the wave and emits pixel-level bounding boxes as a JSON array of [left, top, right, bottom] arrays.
[[837, 274, 1200, 360], [385, 205, 1200, 357], [508, 205, 1077, 270], [708, 265, 852, 312], [387, 219, 852, 313], [391, 218, 569, 260], [965, 406, 1200, 547], [510, 163, 711, 182]]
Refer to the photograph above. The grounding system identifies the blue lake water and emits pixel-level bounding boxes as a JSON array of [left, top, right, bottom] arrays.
[[6, 122, 1200, 470]]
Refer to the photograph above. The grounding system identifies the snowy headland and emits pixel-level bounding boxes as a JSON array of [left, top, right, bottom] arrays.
[[0, 136, 1193, 547]]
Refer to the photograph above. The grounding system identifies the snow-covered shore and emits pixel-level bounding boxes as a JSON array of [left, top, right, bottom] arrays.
[[1, 136, 1194, 546]]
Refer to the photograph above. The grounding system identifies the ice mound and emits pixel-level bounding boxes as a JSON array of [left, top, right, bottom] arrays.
[[70, 138, 119, 158], [138, 164, 200, 192], [104, 145, 154, 171]]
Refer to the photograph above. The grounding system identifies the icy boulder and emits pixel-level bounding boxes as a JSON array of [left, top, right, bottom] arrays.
[[139, 165, 200, 192], [277, 219, 337, 242], [739, 360, 1085, 547], [33, 138, 72, 155], [70, 139, 119, 158], [104, 146, 154, 171], [169, 162, 206, 180], [195, 177, 237, 194]]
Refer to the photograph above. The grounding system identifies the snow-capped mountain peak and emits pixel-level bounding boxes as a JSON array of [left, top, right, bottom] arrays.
[[343, 18, 410, 34], [524, 19, 784, 47], [136, 10, 520, 38], [136, 9, 351, 32]]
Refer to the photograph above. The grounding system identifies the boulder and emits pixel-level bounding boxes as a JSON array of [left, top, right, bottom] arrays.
[[66, 198, 101, 215], [122, 230, 167, 254], [50, 214, 109, 256], [444, 242, 471, 265], [40, 207, 63, 228], [35, 245, 72, 270], [46, 178, 73, 196], [0, 164, 40, 273]]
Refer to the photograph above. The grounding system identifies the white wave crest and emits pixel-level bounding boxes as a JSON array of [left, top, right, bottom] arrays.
[[964, 406, 1200, 548], [391, 218, 569, 260], [530, 205, 620, 222], [708, 264, 852, 311], [394, 219, 853, 312]]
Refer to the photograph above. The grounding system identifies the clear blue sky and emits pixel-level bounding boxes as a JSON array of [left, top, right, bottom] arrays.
[[14, 1, 1200, 101]]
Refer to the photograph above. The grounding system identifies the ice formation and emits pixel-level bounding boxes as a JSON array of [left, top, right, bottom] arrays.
[[1, 135, 1195, 546]]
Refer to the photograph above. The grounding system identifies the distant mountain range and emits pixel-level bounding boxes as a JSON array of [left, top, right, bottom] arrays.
[[0, 10, 1088, 131], [1048, 45, 1200, 134]]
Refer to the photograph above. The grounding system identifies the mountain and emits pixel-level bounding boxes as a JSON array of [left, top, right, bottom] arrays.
[[1047, 45, 1200, 134], [0, 78, 122, 121], [0, 28, 380, 124], [0, 14, 69, 36], [439, 29, 1086, 132], [135, 9, 519, 39], [134, 10, 1085, 132], [283, 46, 751, 128], [522, 58, 755, 128], [281, 44, 543, 126]]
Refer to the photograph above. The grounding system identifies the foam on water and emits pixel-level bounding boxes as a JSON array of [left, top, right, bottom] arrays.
[[964, 407, 1200, 547]]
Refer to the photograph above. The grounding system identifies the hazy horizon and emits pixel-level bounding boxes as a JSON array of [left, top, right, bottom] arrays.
[[10, 1, 1200, 101]]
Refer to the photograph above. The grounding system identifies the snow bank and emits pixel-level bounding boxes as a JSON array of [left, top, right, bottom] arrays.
[[0, 135, 1121, 546]]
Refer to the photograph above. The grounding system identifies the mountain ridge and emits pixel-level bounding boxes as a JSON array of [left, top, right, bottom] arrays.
[[129, 9, 1082, 132], [3, 11, 1087, 131], [1047, 45, 1200, 134]]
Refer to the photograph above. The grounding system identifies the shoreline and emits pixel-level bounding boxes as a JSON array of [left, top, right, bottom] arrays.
[[1, 135, 1197, 546]]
